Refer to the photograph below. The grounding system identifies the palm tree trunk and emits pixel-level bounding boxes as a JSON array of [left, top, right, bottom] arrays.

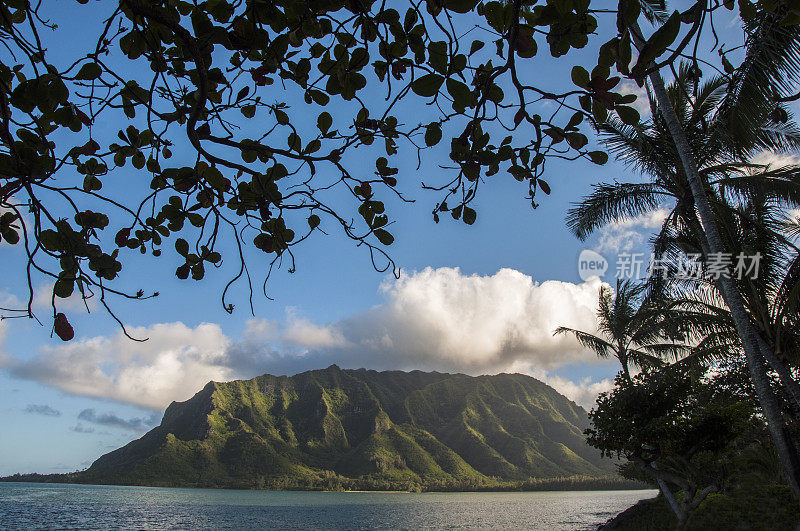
[[631, 22, 800, 503], [619, 350, 632, 381], [756, 336, 800, 417], [686, 205, 800, 417]]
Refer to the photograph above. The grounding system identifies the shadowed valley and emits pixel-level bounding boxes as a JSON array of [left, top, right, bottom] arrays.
[[69, 367, 618, 490]]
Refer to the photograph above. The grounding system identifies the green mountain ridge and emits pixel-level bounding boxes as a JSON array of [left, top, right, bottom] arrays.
[[80, 366, 617, 489]]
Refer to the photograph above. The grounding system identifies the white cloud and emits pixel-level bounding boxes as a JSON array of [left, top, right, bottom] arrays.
[[595, 208, 669, 253], [0, 290, 23, 311], [750, 150, 800, 169], [0, 321, 7, 365], [9, 322, 232, 409], [619, 81, 652, 116], [32, 282, 99, 314], [281, 310, 347, 349], [230, 269, 607, 375], [0, 295, 13, 366], [241, 317, 280, 340], [8, 268, 616, 410], [544, 375, 613, 409], [347, 268, 604, 371]]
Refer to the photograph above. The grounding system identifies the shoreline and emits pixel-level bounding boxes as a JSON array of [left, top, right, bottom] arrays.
[[596, 497, 659, 530], [0, 478, 654, 494]]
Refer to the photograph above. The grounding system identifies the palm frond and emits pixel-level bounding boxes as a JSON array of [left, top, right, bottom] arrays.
[[774, 251, 800, 328], [750, 116, 800, 153], [634, 343, 688, 363], [553, 327, 615, 359], [599, 117, 676, 178], [638, 0, 668, 25], [715, 5, 800, 156], [715, 165, 800, 208], [566, 182, 664, 240], [785, 211, 800, 239]]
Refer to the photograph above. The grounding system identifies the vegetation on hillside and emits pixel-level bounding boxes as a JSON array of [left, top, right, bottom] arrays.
[[15, 367, 633, 491], [3, 2, 800, 527]]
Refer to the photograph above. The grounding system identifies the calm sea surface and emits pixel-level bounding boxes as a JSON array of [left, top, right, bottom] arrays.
[[0, 482, 656, 530]]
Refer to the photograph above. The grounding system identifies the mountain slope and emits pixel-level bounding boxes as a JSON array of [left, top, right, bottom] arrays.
[[82, 366, 615, 489]]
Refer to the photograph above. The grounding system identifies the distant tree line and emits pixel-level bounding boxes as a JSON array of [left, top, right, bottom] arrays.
[[1, 471, 645, 493]]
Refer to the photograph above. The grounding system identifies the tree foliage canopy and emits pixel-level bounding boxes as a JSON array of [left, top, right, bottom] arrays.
[[0, 0, 793, 337]]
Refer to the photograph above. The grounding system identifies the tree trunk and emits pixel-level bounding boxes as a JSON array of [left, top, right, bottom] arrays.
[[631, 22, 800, 503], [661, 478, 685, 528], [619, 350, 632, 381], [648, 462, 685, 523], [678, 484, 716, 531], [684, 198, 800, 418], [757, 336, 800, 418]]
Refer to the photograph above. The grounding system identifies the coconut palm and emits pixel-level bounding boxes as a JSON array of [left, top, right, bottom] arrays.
[[589, 0, 800, 504], [715, 1, 800, 159], [655, 197, 800, 383], [566, 60, 800, 391], [567, 64, 800, 246], [568, 24, 800, 495], [554, 279, 682, 380], [622, 2, 800, 500], [711, 199, 800, 365]]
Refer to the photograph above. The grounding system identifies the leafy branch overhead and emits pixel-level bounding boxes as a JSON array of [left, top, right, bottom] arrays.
[[0, 0, 783, 338]]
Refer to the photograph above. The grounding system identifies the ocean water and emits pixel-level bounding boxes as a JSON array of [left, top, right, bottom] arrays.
[[0, 482, 656, 530]]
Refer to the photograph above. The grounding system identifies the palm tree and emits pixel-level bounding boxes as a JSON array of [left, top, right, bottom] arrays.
[[581, 1, 800, 495], [710, 199, 800, 367], [567, 64, 800, 246], [554, 279, 677, 380], [566, 62, 800, 402], [655, 197, 800, 401]]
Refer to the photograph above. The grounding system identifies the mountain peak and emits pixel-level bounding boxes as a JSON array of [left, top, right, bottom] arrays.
[[81, 368, 613, 490]]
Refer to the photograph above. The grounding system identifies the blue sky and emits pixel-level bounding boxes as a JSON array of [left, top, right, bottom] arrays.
[[0, 3, 758, 475]]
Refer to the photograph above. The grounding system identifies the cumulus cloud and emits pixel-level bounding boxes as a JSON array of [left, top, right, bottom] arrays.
[[77, 409, 158, 431], [339, 268, 603, 372], [8, 268, 615, 410], [70, 424, 95, 434], [596, 208, 670, 253], [0, 290, 22, 308], [540, 374, 614, 409], [619, 81, 652, 116], [9, 322, 233, 409], [225, 268, 607, 378], [0, 291, 22, 366], [23, 404, 62, 417], [281, 311, 347, 349]]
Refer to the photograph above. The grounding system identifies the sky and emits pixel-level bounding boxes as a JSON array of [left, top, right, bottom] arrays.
[[0, 2, 783, 476]]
